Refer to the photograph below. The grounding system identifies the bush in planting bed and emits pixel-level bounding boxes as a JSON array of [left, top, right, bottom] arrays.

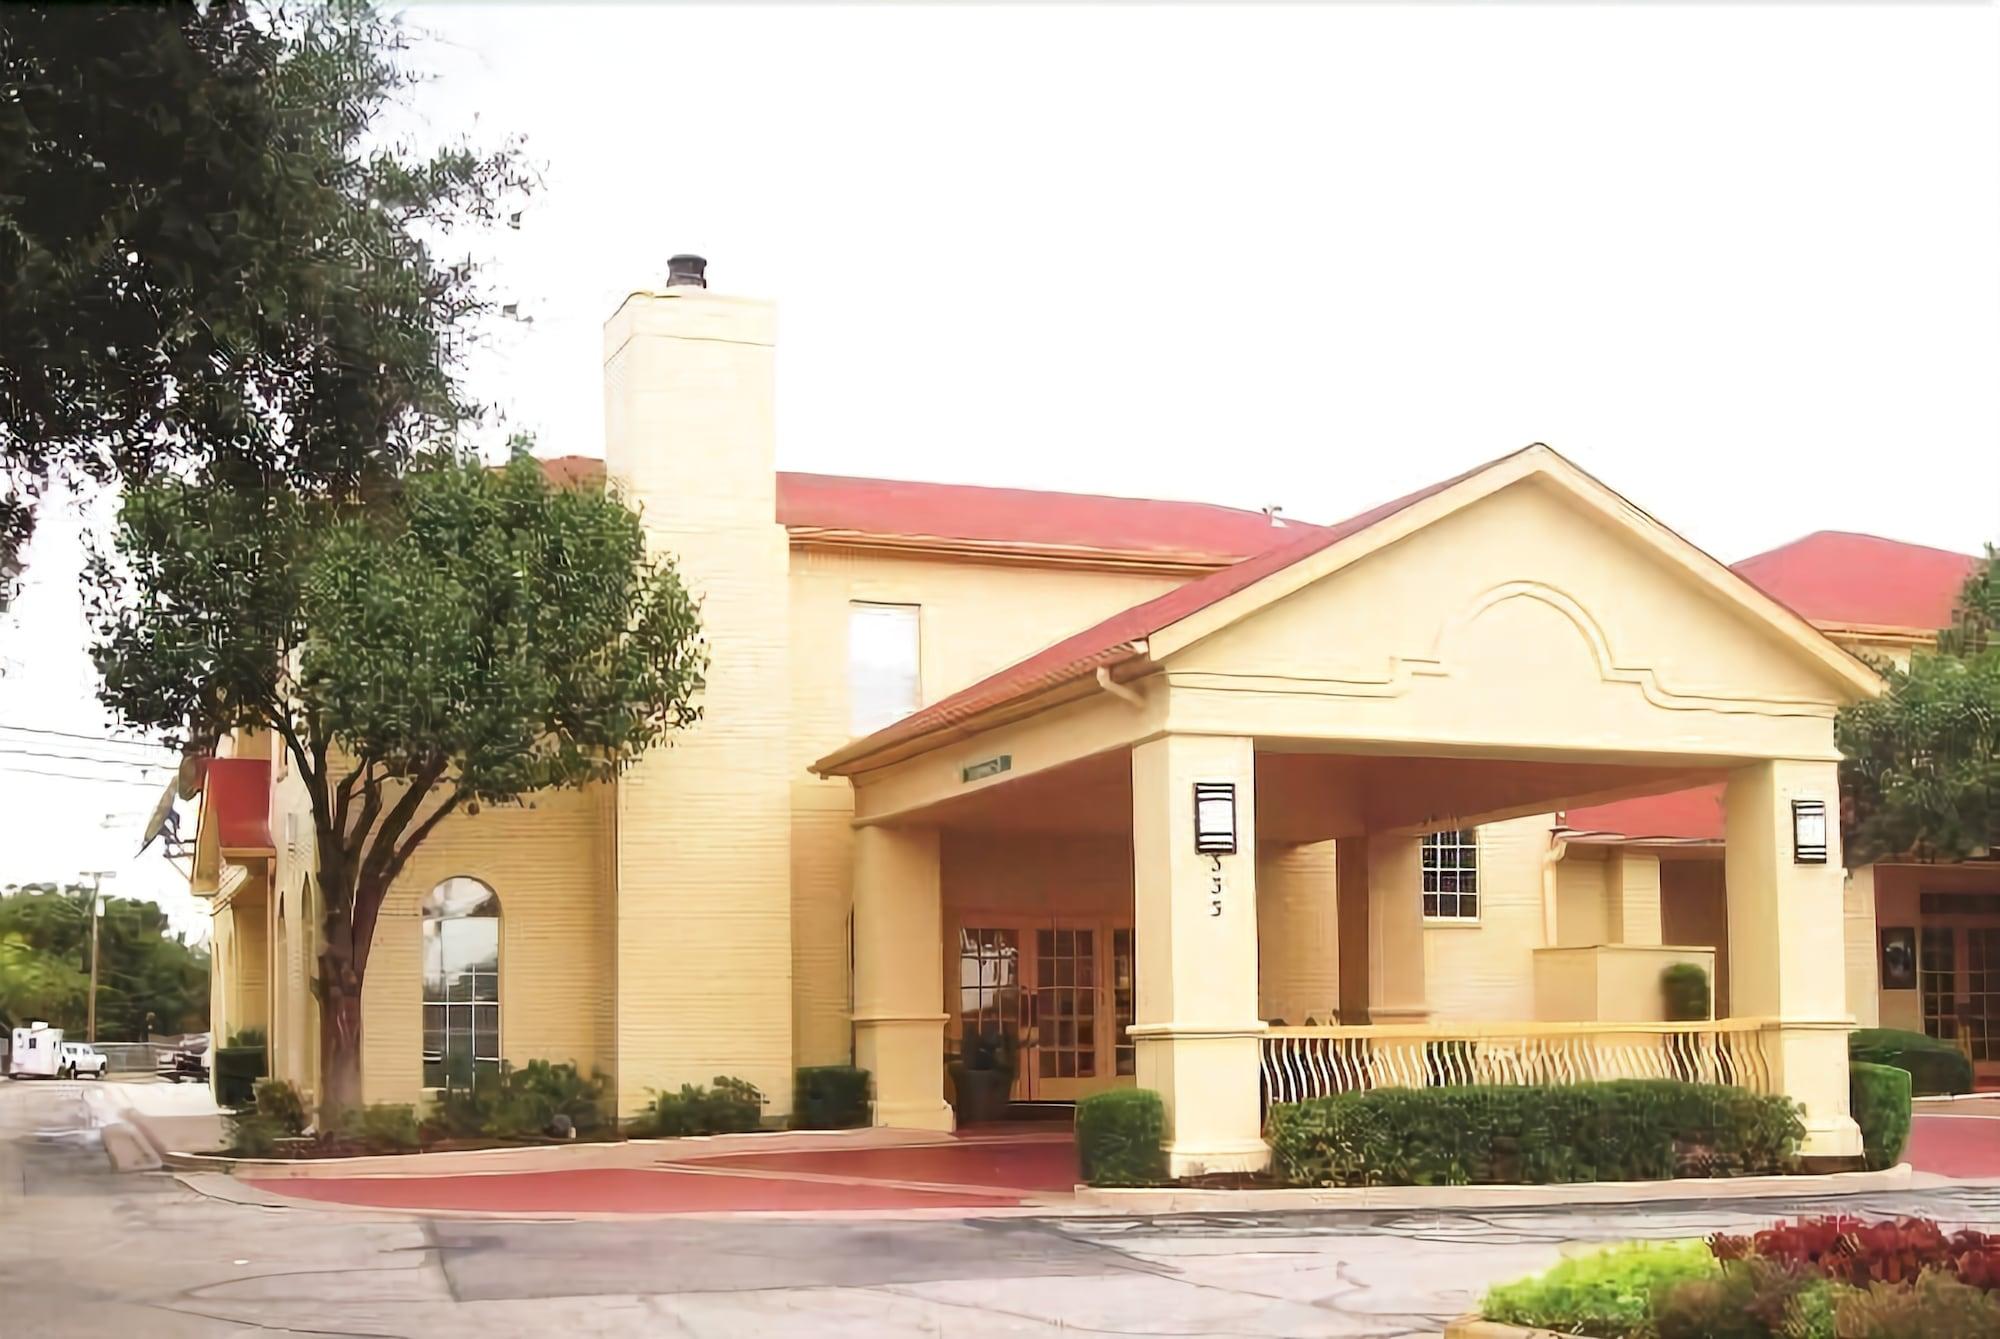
[[633, 1076, 765, 1137], [793, 1065, 871, 1130], [1481, 1241, 1718, 1337], [1848, 1061, 1912, 1172], [1848, 1025, 1974, 1096], [1265, 1080, 1803, 1188], [1076, 1088, 1167, 1187]]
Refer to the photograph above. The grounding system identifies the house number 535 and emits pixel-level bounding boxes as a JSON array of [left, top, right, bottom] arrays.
[[1208, 853, 1224, 917]]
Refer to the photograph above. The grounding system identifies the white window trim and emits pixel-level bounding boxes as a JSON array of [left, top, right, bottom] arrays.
[[1421, 828, 1481, 924]]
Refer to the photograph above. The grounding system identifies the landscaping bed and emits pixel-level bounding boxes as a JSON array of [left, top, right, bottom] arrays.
[[1468, 1217, 2000, 1337]]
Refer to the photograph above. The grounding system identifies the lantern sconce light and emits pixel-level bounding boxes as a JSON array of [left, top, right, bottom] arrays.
[[1792, 798, 1828, 865], [1194, 782, 1237, 856]]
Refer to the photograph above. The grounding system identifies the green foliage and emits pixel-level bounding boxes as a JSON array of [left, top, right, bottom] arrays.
[[1849, 1026, 1974, 1096], [0, 883, 206, 1036], [1839, 548, 2000, 864], [1652, 1258, 1833, 1339], [90, 452, 705, 1112], [225, 1112, 287, 1159], [214, 1045, 268, 1110], [1482, 1241, 1718, 1337], [1265, 1081, 1804, 1188], [0, 1, 530, 596], [226, 1028, 266, 1049], [1661, 963, 1713, 1022], [1834, 1272, 2000, 1338], [253, 1078, 310, 1135], [633, 1077, 765, 1138], [1849, 1063, 1913, 1172], [335, 1103, 421, 1154], [430, 1060, 612, 1140], [1076, 1088, 1167, 1188], [793, 1066, 871, 1130]]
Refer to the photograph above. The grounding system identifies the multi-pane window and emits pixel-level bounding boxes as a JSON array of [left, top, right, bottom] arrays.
[[1921, 926, 1957, 1042], [956, 927, 1021, 1050], [422, 877, 500, 1092], [1421, 829, 1479, 921], [1112, 928, 1136, 1077], [849, 602, 921, 736]]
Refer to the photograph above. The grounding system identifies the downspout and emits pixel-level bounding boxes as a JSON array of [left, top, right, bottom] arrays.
[[1095, 664, 1145, 708], [1541, 829, 1569, 946]]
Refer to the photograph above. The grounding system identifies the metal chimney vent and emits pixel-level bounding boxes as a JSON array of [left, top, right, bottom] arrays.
[[666, 254, 708, 289]]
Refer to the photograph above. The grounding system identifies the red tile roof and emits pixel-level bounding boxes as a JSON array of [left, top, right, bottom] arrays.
[[1567, 534, 1980, 842], [533, 456, 1313, 564], [815, 453, 1505, 771], [1564, 784, 1726, 843], [204, 758, 273, 852], [1732, 531, 1979, 631]]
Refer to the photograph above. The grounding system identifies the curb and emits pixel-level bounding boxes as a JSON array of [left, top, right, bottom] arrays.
[[1073, 1162, 1914, 1213], [1443, 1318, 1562, 1339]]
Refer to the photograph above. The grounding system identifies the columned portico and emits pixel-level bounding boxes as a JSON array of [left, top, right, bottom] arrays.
[[1724, 758, 1863, 1159], [1130, 734, 1269, 1176], [1336, 834, 1429, 1025]]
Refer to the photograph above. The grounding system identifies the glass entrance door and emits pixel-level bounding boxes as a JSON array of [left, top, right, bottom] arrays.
[[951, 915, 1136, 1104], [1918, 921, 2000, 1068], [1027, 925, 1099, 1100]]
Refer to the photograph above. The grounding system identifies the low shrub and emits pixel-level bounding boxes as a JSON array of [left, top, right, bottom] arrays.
[[1481, 1240, 1717, 1337], [1833, 1270, 2000, 1337], [793, 1066, 870, 1130], [1075, 1088, 1166, 1187], [633, 1076, 764, 1137], [213, 1044, 267, 1109], [252, 1077, 309, 1135], [335, 1103, 421, 1154], [225, 1112, 287, 1158], [1265, 1081, 1804, 1188], [1711, 1215, 2000, 1293], [1652, 1258, 1834, 1339], [1661, 962, 1712, 1022], [431, 1060, 613, 1140], [1849, 1061, 1912, 1172], [1849, 1026, 1974, 1096]]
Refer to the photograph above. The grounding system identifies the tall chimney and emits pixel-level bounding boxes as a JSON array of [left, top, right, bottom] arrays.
[[665, 253, 708, 289]]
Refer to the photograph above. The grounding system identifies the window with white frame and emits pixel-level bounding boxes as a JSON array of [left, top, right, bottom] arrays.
[[422, 876, 500, 1092], [1421, 829, 1479, 921], [849, 602, 920, 736]]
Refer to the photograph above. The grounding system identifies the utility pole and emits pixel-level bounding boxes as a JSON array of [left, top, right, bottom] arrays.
[[81, 871, 114, 1043]]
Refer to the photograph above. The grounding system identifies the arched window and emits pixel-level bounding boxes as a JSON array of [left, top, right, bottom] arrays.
[[422, 877, 500, 1092]]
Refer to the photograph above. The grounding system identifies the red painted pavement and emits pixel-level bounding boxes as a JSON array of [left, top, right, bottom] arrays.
[[1907, 1114, 2000, 1179], [245, 1134, 1077, 1215], [694, 1137, 1079, 1192], [248, 1166, 1031, 1214]]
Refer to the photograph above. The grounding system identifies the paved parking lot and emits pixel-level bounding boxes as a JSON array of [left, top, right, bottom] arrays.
[[9, 1078, 2000, 1337]]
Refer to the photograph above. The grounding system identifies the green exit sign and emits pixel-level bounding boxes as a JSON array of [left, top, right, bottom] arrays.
[[961, 755, 1012, 784]]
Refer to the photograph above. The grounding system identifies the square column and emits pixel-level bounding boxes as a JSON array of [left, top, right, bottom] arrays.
[[1606, 851, 1664, 945], [851, 824, 954, 1131], [1724, 759, 1862, 1159], [1334, 834, 1430, 1024], [1130, 734, 1269, 1177]]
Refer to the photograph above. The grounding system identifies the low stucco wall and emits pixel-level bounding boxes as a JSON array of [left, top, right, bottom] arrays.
[[1532, 944, 1716, 1022]]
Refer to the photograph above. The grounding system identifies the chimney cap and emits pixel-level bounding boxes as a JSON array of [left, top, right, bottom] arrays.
[[666, 254, 708, 289]]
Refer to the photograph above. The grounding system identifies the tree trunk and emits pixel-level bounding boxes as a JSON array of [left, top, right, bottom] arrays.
[[317, 960, 365, 1121]]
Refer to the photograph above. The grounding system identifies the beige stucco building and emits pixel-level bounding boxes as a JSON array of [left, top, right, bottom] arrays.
[[193, 263, 1993, 1173]]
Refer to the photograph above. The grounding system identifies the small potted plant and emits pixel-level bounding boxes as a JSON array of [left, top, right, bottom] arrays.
[[947, 1024, 1017, 1126]]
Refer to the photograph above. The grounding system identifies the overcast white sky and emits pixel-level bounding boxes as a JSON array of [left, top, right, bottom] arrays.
[[2, 2, 1996, 936]]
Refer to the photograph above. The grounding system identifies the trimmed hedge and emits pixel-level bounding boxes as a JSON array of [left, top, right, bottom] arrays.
[[1660, 963, 1712, 1022], [1849, 1027, 1973, 1096], [794, 1066, 871, 1130], [1076, 1088, 1167, 1187], [213, 1044, 266, 1109], [1266, 1081, 1804, 1187], [1850, 1061, 1913, 1171]]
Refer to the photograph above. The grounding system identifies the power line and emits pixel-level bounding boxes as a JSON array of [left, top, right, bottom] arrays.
[[0, 745, 169, 771], [0, 722, 172, 750], [0, 765, 163, 788]]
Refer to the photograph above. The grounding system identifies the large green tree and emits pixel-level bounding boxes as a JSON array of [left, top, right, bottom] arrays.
[[0, 884, 208, 1038], [0, 0, 528, 602], [1839, 547, 2000, 865], [89, 453, 704, 1112]]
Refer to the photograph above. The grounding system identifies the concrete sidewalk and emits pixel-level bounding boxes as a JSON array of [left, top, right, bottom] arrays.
[[80, 1075, 225, 1169]]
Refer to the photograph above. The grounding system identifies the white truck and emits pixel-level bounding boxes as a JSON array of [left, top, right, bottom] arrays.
[[7, 1022, 62, 1078], [57, 1041, 108, 1079]]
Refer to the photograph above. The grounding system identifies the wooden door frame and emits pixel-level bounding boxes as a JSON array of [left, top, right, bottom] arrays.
[[947, 907, 1135, 1102]]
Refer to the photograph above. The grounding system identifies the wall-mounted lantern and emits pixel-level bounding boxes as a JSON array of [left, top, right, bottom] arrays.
[[1792, 798, 1828, 864], [1194, 782, 1237, 855]]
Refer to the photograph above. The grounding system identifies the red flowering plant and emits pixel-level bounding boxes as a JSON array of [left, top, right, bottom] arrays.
[[1710, 1216, 2000, 1291]]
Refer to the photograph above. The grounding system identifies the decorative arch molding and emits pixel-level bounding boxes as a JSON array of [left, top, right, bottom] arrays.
[[1165, 578, 1839, 721]]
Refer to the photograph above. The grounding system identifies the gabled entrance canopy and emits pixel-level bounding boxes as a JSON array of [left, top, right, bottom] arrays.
[[813, 443, 1880, 824], [817, 444, 1881, 1174]]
